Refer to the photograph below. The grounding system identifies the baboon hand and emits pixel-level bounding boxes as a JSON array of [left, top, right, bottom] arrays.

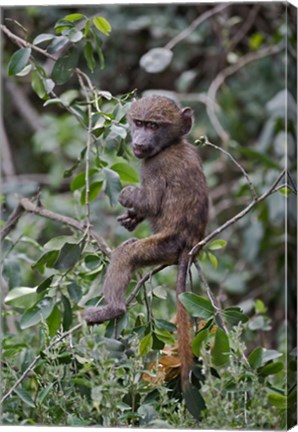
[[117, 209, 139, 231], [118, 186, 138, 208]]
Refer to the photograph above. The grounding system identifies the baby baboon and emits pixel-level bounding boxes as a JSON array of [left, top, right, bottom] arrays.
[[83, 95, 208, 389]]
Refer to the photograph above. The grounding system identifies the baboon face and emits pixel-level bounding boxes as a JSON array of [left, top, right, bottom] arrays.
[[128, 96, 193, 159]]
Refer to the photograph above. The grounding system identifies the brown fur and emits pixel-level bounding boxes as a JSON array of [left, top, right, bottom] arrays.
[[82, 95, 208, 390]]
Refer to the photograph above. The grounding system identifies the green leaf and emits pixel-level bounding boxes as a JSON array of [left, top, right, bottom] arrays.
[[37, 383, 54, 404], [139, 333, 153, 356], [54, 242, 81, 270], [84, 41, 96, 72], [62, 294, 72, 331], [154, 319, 176, 332], [47, 35, 69, 54], [248, 346, 263, 369], [70, 168, 98, 192], [154, 328, 175, 345], [80, 181, 103, 205], [63, 13, 85, 22], [84, 19, 91, 37], [111, 162, 139, 183], [31, 70, 47, 99], [20, 297, 54, 329], [254, 299, 268, 314], [93, 17, 112, 36], [178, 293, 215, 319], [208, 239, 227, 250], [152, 285, 167, 300], [223, 307, 249, 325], [279, 187, 292, 197], [84, 254, 102, 270], [249, 32, 264, 50], [36, 275, 54, 294], [51, 47, 79, 85], [4, 287, 38, 309], [46, 305, 62, 337], [268, 393, 287, 409], [262, 349, 282, 364], [14, 388, 35, 408], [211, 327, 230, 367], [140, 47, 173, 74], [65, 28, 84, 43], [67, 281, 83, 302], [16, 64, 32, 77], [192, 328, 209, 357], [207, 252, 218, 269], [8, 47, 31, 76], [103, 168, 122, 207], [183, 384, 206, 420], [259, 361, 283, 377], [33, 33, 55, 45], [44, 236, 77, 250], [32, 250, 59, 271]]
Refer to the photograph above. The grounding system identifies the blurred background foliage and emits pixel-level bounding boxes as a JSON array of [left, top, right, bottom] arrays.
[[0, 2, 297, 428]]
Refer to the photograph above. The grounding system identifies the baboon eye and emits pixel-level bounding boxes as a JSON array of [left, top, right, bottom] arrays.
[[135, 120, 143, 127], [148, 122, 159, 130]]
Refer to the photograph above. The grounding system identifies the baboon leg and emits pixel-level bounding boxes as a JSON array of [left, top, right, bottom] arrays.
[[83, 233, 179, 324]]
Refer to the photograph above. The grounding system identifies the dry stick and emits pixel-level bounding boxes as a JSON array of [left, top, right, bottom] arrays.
[[207, 43, 284, 145], [189, 169, 286, 257], [1, 323, 83, 404], [199, 138, 257, 200], [0, 197, 111, 257], [164, 3, 230, 51]]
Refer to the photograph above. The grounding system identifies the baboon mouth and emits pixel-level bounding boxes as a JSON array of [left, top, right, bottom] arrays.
[[133, 146, 146, 158]]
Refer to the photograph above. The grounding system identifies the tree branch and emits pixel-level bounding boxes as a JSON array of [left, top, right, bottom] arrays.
[[0, 198, 111, 257], [189, 169, 286, 257], [164, 3, 230, 51], [206, 43, 284, 145]]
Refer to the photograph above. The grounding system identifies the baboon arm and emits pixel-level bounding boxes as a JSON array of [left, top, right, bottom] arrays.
[[119, 177, 165, 217]]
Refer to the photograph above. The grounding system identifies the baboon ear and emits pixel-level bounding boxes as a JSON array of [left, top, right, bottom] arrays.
[[181, 107, 193, 135]]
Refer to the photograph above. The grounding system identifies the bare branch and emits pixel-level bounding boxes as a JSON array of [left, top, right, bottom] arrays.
[[198, 137, 257, 200], [0, 203, 24, 240], [0, 198, 111, 257], [0, 24, 57, 61], [165, 3, 230, 51], [189, 169, 286, 257], [207, 43, 284, 145]]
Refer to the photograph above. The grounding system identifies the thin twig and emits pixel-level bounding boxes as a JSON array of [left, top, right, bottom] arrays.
[[0, 24, 57, 61], [228, 5, 261, 51], [198, 137, 257, 199], [76, 72, 93, 235], [164, 3, 230, 51], [0, 203, 24, 240], [126, 265, 167, 306], [189, 169, 286, 257], [194, 260, 228, 333], [1, 323, 82, 404], [207, 43, 284, 145]]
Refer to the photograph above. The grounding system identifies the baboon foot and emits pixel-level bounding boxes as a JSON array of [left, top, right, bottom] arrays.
[[82, 305, 126, 325]]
